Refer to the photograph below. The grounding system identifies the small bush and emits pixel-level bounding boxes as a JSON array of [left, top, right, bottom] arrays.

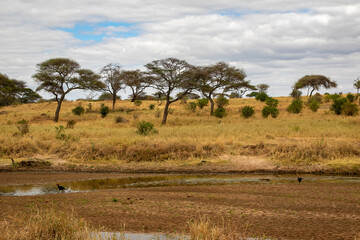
[[66, 120, 76, 129], [290, 89, 302, 100], [71, 105, 84, 116], [86, 103, 92, 113], [114, 116, 128, 123], [287, 99, 303, 114], [262, 106, 279, 118], [136, 121, 158, 135], [100, 104, 109, 118], [308, 100, 320, 112], [330, 97, 347, 115], [197, 98, 209, 109], [149, 104, 155, 110], [255, 92, 268, 102], [55, 125, 70, 140], [265, 97, 278, 107], [342, 102, 359, 116], [214, 107, 226, 118], [240, 105, 255, 118], [346, 93, 355, 103], [216, 95, 229, 108], [134, 100, 142, 106], [310, 93, 322, 103], [16, 119, 29, 136], [187, 102, 197, 112]]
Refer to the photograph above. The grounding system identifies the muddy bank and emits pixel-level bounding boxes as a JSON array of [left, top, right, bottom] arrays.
[[0, 174, 359, 240]]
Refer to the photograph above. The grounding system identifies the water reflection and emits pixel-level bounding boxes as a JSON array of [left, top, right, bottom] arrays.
[[0, 174, 359, 197]]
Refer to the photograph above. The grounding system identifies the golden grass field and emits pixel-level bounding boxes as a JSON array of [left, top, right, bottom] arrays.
[[0, 96, 359, 173]]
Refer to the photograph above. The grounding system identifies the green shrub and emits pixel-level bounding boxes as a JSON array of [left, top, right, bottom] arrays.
[[255, 92, 268, 102], [72, 105, 85, 116], [346, 93, 355, 103], [149, 104, 155, 110], [100, 104, 110, 118], [287, 99, 303, 114], [136, 121, 158, 135], [134, 100, 142, 106], [262, 106, 279, 118], [308, 100, 320, 112], [55, 125, 70, 140], [16, 119, 29, 136], [240, 105, 255, 118], [290, 89, 302, 100], [265, 97, 278, 107], [197, 98, 209, 109], [66, 120, 76, 129], [341, 102, 359, 116], [187, 102, 197, 112], [216, 95, 229, 108], [214, 107, 226, 118], [330, 97, 347, 115], [310, 93, 323, 103]]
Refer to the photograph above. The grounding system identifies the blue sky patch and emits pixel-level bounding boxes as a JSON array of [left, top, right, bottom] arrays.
[[58, 22, 139, 42]]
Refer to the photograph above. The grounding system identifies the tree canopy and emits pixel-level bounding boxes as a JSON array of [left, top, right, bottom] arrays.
[[194, 62, 249, 115], [294, 75, 337, 99], [122, 70, 153, 102], [145, 58, 195, 124], [33, 58, 104, 122], [0, 73, 41, 106], [100, 63, 123, 110]]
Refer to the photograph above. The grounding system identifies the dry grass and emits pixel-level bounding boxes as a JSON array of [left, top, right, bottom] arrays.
[[0, 207, 92, 240], [0, 97, 360, 172]]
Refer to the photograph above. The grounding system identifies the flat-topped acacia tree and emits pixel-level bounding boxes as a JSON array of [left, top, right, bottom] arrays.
[[33, 58, 104, 122], [100, 63, 123, 110], [195, 62, 250, 115], [294, 75, 337, 100], [122, 69, 153, 102], [145, 58, 195, 125]]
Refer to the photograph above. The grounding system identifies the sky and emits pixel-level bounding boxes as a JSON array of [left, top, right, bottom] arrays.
[[1, 0, 359, 100]]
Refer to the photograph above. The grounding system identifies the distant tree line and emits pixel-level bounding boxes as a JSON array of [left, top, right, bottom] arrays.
[[1, 57, 359, 124]]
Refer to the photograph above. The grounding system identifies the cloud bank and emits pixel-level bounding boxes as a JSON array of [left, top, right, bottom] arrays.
[[0, 0, 359, 99]]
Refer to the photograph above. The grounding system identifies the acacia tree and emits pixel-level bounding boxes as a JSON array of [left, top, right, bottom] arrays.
[[354, 77, 360, 96], [33, 58, 104, 122], [294, 75, 337, 99], [0, 73, 41, 106], [122, 70, 153, 102], [145, 58, 195, 125], [256, 84, 270, 93], [195, 62, 249, 115], [100, 63, 123, 110]]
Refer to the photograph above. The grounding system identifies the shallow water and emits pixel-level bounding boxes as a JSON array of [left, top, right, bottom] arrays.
[[0, 174, 359, 196]]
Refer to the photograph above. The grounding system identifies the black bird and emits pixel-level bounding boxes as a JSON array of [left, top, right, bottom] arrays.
[[297, 177, 303, 183], [57, 184, 66, 191]]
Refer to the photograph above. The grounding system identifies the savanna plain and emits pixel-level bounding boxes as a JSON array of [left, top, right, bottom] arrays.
[[0, 97, 360, 239]]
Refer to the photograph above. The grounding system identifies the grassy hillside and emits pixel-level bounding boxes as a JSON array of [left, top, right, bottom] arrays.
[[0, 96, 359, 173]]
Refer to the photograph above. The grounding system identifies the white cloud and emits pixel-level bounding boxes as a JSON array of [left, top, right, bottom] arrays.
[[0, 1, 359, 99]]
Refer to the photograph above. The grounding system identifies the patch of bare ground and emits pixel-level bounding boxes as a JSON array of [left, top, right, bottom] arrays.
[[0, 173, 359, 239], [221, 155, 276, 171]]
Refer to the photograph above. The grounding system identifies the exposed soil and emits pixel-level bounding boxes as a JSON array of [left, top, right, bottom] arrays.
[[0, 172, 359, 239]]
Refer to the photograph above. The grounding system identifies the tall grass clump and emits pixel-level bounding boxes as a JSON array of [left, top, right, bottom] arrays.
[[0, 207, 92, 240], [240, 105, 255, 118], [134, 100, 142, 106], [66, 119, 76, 129], [16, 119, 29, 136], [187, 102, 197, 112], [136, 121, 158, 135]]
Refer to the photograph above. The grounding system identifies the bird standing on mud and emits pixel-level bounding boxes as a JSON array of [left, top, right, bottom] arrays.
[[57, 184, 66, 191], [297, 177, 303, 183]]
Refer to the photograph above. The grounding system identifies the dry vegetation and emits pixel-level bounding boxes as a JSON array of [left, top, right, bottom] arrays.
[[0, 96, 359, 173]]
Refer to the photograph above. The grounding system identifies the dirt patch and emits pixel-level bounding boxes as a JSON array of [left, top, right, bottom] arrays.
[[0, 173, 359, 239]]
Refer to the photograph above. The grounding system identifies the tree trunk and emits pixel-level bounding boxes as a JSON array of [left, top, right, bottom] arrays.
[[131, 95, 136, 102], [112, 94, 116, 111], [309, 88, 315, 101], [54, 96, 64, 122], [161, 101, 170, 125], [209, 97, 215, 115]]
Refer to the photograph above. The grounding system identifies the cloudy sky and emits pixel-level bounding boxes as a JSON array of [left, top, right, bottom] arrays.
[[1, 0, 359, 99]]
